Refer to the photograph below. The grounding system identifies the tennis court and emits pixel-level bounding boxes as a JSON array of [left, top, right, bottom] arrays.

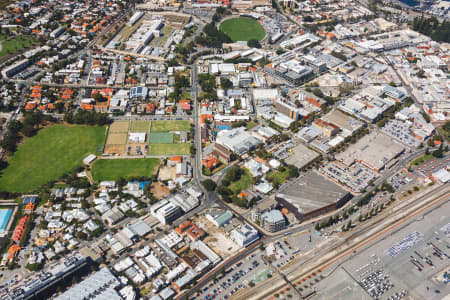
[[109, 121, 129, 133], [149, 132, 174, 144], [130, 120, 150, 133]]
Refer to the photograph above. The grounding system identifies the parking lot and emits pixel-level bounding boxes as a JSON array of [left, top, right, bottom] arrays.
[[196, 249, 271, 300], [338, 198, 450, 300], [381, 120, 420, 148], [320, 161, 378, 194], [414, 155, 450, 177], [388, 170, 416, 191]]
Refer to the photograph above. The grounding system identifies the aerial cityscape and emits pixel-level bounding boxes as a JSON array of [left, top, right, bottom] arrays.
[[0, 0, 448, 299]]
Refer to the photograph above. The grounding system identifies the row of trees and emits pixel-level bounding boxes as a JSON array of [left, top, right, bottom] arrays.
[[63, 110, 109, 126]]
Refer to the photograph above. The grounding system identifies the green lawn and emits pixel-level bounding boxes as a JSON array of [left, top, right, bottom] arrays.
[[181, 91, 191, 100], [0, 34, 36, 58], [91, 158, 160, 182], [219, 17, 266, 42], [229, 169, 252, 193], [246, 121, 258, 130], [147, 143, 190, 155], [0, 125, 106, 192], [411, 153, 433, 166], [151, 120, 190, 132], [265, 169, 290, 185]]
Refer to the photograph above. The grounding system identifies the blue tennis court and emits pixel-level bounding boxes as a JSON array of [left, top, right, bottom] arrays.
[[0, 209, 13, 234]]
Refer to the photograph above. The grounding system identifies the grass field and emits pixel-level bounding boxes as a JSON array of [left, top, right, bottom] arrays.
[[147, 143, 190, 155], [229, 169, 252, 193], [151, 120, 190, 132], [0, 125, 106, 192], [91, 158, 160, 181], [219, 18, 265, 42], [265, 169, 290, 185], [411, 153, 433, 166], [149, 132, 173, 144], [130, 121, 150, 133], [0, 34, 36, 58]]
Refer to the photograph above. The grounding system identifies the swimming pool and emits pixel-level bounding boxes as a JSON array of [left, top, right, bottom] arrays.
[[0, 209, 13, 234]]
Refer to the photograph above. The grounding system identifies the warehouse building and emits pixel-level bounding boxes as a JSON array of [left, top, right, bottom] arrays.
[[216, 127, 262, 155], [275, 171, 352, 221]]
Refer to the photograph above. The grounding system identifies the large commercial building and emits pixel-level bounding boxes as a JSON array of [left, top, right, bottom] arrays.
[[275, 171, 352, 221], [55, 267, 126, 300], [264, 60, 313, 86], [285, 143, 320, 169], [9, 254, 89, 300], [321, 110, 363, 137], [216, 127, 262, 156], [335, 131, 405, 172]]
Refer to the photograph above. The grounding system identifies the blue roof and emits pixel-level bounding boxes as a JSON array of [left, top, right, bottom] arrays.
[[129, 180, 150, 190], [22, 196, 37, 205], [216, 124, 231, 131]]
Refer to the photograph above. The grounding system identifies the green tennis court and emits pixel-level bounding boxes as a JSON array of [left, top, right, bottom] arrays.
[[149, 132, 173, 144]]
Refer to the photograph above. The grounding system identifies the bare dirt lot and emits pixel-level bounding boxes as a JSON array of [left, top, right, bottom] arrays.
[[196, 216, 241, 258], [150, 182, 170, 199], [109, 121, 129, 133], [158, 165, 177, 181], [106, 132, 128, 145]]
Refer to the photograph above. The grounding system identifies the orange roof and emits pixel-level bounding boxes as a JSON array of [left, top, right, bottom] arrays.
[[47, 103, 56, 110], [169, 156, 182, 163], [81, 103, 94, 110], [12, 215, 30, 242], [200, 114, 213, 124], [179, 99, 190, 105], [25, 102, 37, 110], [25, 203, 36, 211], [8, 244, 20, 260], [39, 105, 47, 111], [175, 221, 193, 235], [202, 157, 219, 169], [62, 89, 74, 94], [238, 191, 248, 198]]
